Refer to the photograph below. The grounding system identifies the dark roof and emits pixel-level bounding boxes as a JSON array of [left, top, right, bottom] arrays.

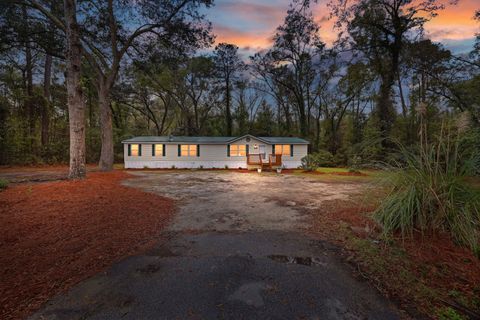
[[122, 135, 309, 145]]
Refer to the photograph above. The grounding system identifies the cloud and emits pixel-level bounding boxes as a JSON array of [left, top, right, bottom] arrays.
[[436, 37, 476, 54], [213, 24, 275, 49], [213, 0, 287, 32], [205, 0, 479, 52]]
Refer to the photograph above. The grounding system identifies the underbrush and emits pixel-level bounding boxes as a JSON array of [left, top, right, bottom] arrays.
[[375, 122, 480, 257], [0, 178, 8, 190]]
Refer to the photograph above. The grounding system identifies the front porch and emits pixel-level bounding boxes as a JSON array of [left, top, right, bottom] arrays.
[[247, 154, 282, 170]]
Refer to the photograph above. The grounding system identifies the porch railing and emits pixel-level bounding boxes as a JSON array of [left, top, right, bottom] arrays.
[[247, 154, 262, 165], [247, 154, 282, 168]]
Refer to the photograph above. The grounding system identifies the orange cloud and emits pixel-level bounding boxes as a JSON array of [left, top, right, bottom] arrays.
[[424, 0, 478, 41], [213, 25, 275, 49], [210, 0, 479, 51]]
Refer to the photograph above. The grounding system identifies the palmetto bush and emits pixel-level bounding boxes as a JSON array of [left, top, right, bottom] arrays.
[[375, 119, 480, 256]]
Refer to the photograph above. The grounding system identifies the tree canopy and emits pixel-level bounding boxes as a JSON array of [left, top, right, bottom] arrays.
[[0, 0, 478, 175]]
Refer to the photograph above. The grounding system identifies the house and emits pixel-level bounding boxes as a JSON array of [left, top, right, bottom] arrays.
[[122, 134, 309, 169]]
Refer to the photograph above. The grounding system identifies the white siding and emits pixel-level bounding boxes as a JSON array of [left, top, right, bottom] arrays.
[[123, 139, 308, 169]]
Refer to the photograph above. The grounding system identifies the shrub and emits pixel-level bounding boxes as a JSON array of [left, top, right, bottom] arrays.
[[301, 154, 318, 171], [348, 155, 363, 172], [0, 178, 8, 190], [314, 150, 335, 167], [375, 123, 480, 257], [301, 150, 335, 171], [437, 307, 467, 320]]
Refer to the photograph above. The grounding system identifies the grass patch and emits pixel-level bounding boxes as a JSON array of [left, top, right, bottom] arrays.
[[0, 178, 8, 190], [317, 167, 351, 173]]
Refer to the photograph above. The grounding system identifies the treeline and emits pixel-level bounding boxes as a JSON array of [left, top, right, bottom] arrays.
[[0, 0, 479, 175]]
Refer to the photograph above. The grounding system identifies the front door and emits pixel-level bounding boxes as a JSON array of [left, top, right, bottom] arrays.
[[259, 145, 266, 160]]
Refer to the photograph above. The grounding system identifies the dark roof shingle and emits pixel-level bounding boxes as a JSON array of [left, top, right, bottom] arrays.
[[122, 135, 309, 144]]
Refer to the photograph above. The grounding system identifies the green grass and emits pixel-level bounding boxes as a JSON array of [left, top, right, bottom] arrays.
[[290, 167, 389, 184], [0, 178, 8, 190], [316, 167, 351, 173]]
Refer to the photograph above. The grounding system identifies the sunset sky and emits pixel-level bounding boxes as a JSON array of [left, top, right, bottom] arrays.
[[204, 0, 479, 56]]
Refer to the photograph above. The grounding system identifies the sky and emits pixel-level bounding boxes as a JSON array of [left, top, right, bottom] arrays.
[[203, 0, 479, 56]]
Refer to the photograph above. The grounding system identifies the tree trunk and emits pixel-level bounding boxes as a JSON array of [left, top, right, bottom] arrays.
[[64, 0, 86, 179], [98, 78, 114, 171], [397, 73, 407, 118], [283, 102, 292, 133], [377, 72, 395, 141], [22, 6, 35, 139], [298, 100, 308, 138], [225, 77, 232, 136], [42, 54, 52, 146]]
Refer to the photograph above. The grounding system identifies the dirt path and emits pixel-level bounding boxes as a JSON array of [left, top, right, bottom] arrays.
[[30, 171, 402, 320], [124, 171, 361, 232]]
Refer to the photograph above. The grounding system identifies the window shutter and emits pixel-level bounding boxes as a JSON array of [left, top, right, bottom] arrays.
[[227, 145, 230, 157], [178, 144, 181, 157], [152, 144, 156, 156], [139, 144, 142, 156], [128, 144, 131, 156], [246, 144, 249, 155], [290, 144, 294, 157], [272, 145, 275, 155], [162, 144, 166, 156], [197, 144, 200, 157]]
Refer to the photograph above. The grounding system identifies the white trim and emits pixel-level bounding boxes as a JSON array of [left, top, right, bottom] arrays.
[[125, 160, 248, 169], [226, 134, 271, 145], [125, 160, 303, 169]]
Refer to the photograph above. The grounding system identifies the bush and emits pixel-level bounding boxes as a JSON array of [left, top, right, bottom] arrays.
[[314, 150, 335, 167], [374, 124, 480, 257], [0, 178, 8, 190], [301, 150, 335, 171], [348, 155, 363, 172], [437, 307, 467, 320], [301, 154, 318, 171]]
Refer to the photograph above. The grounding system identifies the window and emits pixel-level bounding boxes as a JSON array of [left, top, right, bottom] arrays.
[[130, 144, 139, 156], [181, 144, 197, 157], [153, 144, 163, 156], [230, 144, 246, 156], [275, 144, 291, 156]]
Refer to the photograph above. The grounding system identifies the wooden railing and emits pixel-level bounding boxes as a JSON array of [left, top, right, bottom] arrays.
[[269, 154, 282, 167], [247, 154, 282, 168], [247, 154, 262, 165]]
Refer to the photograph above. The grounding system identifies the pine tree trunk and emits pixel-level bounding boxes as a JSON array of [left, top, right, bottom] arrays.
[[225, 77, 232, 136], [377, 72, 395, 143], [22, 5, 35, 149], [64, 0, 86, 179], [42, 54, 52, 146], [98, 78, 114, 171]]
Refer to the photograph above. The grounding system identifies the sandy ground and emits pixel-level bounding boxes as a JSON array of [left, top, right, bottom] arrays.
[[30, 170, 402, 320], [123, 171, 362, 232]]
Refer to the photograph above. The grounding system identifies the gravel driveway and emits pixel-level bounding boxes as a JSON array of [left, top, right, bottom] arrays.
[[31, 171, 401, 320]]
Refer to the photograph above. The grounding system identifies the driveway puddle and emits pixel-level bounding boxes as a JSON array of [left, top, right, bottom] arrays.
[[267, 255, 326, 267]]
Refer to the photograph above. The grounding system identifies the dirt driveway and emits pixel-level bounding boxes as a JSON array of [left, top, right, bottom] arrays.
[[31, 171, 401, 320]]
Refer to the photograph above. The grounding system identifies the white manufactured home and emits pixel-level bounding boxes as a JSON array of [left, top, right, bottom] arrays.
[[122, 134, 309, 169]]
